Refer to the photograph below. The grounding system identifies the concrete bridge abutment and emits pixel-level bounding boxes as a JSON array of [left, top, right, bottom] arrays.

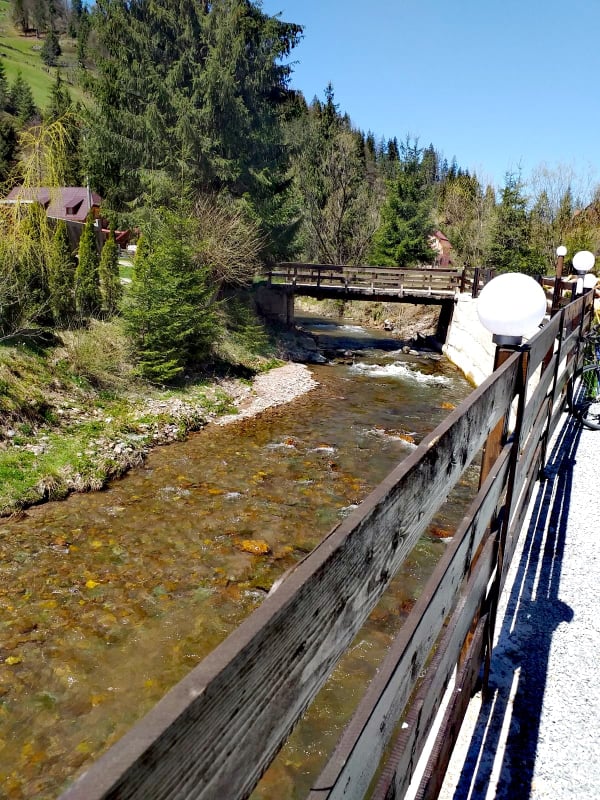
[[253, 283, 295, 326]]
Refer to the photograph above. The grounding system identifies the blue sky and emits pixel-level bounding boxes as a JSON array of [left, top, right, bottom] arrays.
[[261, 0, 599, 193]]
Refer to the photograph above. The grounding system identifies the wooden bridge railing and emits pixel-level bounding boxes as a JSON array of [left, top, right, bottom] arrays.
[[267, 263, 460, 297], [61, 292, 594, 800]]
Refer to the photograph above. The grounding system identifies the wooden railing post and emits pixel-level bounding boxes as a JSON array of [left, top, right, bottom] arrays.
[[472, 267, 481, 298], [551, 249, 566, 317], [481, 345, 529, 694], [478, 346, 516, 487]]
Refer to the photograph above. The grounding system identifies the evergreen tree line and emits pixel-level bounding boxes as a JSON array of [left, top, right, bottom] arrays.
[[1, 0, 599, 383]]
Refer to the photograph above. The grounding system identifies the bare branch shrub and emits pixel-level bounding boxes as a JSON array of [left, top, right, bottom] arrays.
[[193, 195, 265, 287]]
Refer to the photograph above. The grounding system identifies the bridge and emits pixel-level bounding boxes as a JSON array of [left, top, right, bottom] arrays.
[[61, 291, 594, 800], [266, 263, 459, 302], [257, 262, 460, 341]]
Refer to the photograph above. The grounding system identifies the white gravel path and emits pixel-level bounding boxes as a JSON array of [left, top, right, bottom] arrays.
[[440, 410, 600, 800]]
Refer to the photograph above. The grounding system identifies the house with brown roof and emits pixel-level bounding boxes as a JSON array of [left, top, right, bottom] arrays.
[[1, 186, 131, 249], [3, 186, 102, 224]]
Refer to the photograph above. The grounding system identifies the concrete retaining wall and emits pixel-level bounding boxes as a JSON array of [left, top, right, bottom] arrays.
[[443, 294, 495, 386]]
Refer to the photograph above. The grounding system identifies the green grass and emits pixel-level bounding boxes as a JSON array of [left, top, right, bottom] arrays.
[[0, 0, 87, 108]]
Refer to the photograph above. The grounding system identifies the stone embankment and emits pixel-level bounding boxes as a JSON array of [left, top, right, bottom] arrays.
[[443, 294, 495, 385]]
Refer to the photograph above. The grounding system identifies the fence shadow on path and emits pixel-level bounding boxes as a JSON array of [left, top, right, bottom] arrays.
[[449, 414, 582, 800]]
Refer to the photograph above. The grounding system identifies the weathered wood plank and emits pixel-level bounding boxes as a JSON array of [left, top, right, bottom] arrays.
[[527, 313, 561, 373], [414, 614, 488, 800], [521, 354, 555, 438], [562, 293, 586, 332], [372, 536, 496, 800], [309, 446, 511, 800], [60, 359, 520, 800], [501, 447, 540, 591], [515, 370, 555, 496]]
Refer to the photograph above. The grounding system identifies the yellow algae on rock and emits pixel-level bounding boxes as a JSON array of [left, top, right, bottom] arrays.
[[239, 539, 271, 555]]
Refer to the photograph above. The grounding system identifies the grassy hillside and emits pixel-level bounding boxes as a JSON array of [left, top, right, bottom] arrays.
[[0, 0, 87, 109]]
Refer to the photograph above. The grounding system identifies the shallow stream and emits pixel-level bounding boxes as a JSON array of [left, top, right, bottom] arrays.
[[0, 317, 476, 799]]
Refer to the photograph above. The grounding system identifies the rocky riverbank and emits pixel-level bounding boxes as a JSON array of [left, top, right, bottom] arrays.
[[215, 363, 318, 426], [0, 357, 319, 517]]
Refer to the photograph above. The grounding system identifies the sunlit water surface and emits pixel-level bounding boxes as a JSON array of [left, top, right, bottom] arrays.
[[0, 317, 476, 799]]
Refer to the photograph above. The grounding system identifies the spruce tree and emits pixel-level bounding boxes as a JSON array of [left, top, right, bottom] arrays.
[[0, 118, 17, 181], [0, 61, 8, 111], [11, 0, 29, 32], [370, 144, 435, 267], [48, 219, 77, 325], [75, 213, 101, 316], [99, 229, 122, 316], [41, 30, 62, 67], [85, 0, 302, 211], [9, 72, 37, 123], [487, 172, 544, 275], [124, 213, 217, 383]]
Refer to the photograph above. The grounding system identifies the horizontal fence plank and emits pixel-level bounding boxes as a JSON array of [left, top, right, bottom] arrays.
[[61, 359, 521, 800], [374, 535, 497, 800], [521, 361, 555, 447], [527, 313, 562, 372], [515, 392, 550, 495], [414, 613, 489, 800], [310, 445, 512, 800]]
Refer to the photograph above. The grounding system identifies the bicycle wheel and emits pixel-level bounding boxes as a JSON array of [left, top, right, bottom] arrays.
[[573, 364, 600, 430]]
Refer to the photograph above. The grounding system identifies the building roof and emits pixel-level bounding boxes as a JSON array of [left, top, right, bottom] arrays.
[[3, 186, 102, 224]]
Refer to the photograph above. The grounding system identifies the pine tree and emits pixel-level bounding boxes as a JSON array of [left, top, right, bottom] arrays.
[[0, 118, 18, 181], [32, 0, 47, 37], [0, 61, 8, 111], [387, 137, 399, 162], [85, 0, 302, 212], [487, 172, 544, 275], [124, 213, 217, 383], [99, 229, 122, 315], [75, 213, 101, 316], [370, 142, 435, 267], [11, 0, 29, 31], [41, 29, 62, 67], [45, 72, 71, 120], [48, 219, 77, 325], [9, 72, 37, 123]]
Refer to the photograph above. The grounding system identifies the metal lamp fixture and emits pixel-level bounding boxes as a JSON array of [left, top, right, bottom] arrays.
[[477, 272, 548, 346], [572, 250, 596, 296]]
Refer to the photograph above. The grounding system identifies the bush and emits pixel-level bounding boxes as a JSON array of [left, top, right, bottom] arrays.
[[60, 319, 133, 389]]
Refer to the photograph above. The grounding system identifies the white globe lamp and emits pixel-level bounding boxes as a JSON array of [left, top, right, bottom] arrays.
[[572, 251, 596, 296], [556, 245, 568, 258], [477, 273, 548, 346], [572, 250, 595, 274], [583, 273, 598, 290]]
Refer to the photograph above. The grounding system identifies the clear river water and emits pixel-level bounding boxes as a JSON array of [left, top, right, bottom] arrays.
[[0, 316, 476, 799]]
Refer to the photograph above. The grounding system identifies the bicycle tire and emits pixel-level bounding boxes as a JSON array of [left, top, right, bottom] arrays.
[[573, 364, 600, 430]]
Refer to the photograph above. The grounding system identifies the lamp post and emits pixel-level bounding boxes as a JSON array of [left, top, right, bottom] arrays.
[[572, 250, 596, 296], [476, 273, 547, 485], [551, 245, 568, 316], [477, 272, 548, 359]]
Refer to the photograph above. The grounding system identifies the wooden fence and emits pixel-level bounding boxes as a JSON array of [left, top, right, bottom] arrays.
[[60, 292, 593, 800], [266, 263, 459, 299]]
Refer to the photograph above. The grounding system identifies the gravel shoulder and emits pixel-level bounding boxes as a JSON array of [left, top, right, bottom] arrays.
[[440, 410, 600, 800]]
